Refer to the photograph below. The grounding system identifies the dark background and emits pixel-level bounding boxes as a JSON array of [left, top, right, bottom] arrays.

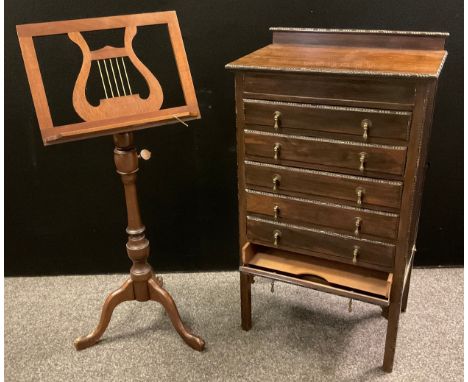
[[5, 0, 463, 276]]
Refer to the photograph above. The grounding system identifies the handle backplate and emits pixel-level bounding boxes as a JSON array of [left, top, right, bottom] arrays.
[[272, 174, 281, 191], [273, 143, 281, 160], [273, 205, 280, 220], [273, 111, 281, 130], [356, 187, 364, 206], [352, 245, 359, 264], [361, 119, 371, 141], [273, 230, 281, 246], [354, 217, 362, 235]]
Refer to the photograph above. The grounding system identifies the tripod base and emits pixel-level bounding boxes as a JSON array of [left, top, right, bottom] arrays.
[[74, 275, 205, 351], [73, 133, 205, 352]]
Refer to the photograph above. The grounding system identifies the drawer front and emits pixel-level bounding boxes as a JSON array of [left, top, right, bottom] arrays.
[[243, 72, 416, 108], [245, 161, 403, 210], [246, 216, 395, 271], [244, 99, 412, 142], [244, 130, 407, 176], [245, 190, 399, 240]]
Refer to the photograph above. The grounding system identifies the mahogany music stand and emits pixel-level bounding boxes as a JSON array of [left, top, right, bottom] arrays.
[[17, 11, 205, 351]]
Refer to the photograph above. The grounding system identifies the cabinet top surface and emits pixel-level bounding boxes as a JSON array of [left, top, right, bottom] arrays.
[[226, 28, 448, 78]]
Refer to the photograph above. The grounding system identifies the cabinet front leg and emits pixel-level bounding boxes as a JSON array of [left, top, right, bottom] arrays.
[[240, 272, 252, 331], [383, 300, 402, 372]]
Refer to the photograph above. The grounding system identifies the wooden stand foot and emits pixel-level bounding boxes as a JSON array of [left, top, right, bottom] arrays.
[[75, 276, 204, 351], [74, 279, 135, 350], [240, 272, 252, 331], [148, 278, 205, 351]]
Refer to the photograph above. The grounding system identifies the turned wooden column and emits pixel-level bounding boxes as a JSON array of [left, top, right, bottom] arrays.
[[114, 133, 152, 301]]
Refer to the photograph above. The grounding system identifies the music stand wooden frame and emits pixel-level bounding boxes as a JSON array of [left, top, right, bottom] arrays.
[[16, 11, 205, 351], [17, 11, 200, 145]]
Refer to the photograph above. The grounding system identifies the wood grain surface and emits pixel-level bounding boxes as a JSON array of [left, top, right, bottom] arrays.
[[227, 43, 446, 77], [245, 190, 399, 239]]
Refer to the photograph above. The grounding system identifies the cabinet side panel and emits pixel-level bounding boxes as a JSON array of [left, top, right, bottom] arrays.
[[407, 80, 438, 252], [394, 80, 433, 291], [235, 72, 248, 264]]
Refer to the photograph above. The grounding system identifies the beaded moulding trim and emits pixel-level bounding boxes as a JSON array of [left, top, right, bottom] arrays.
[[269, 27, 449, 37], [247, 215, 395, 247], [245, 189, 399, 217], [243, 98, 412, 116], [245, 160, 403, 186], [244, 129, 407, 151]]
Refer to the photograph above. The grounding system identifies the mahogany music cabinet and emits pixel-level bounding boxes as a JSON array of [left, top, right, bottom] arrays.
[[226, 28, 448, 372]]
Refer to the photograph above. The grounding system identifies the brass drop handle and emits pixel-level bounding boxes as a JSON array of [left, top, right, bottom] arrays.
[[356, 187, 364, 206], [352, 245, 359, 264], [361, 119, 371, 141], [273, 143, 281, 160], [273, 230, 281, 246], [359, 152, 367, 172], [354, 217, 362, 235], [139, 149, 152, 160], [273, 205, 280, 220], [273, 111, 282, 129], [272, 174, 281, 191]]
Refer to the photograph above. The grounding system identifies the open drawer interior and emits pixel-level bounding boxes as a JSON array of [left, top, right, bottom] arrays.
[[242, 243, 393, 299]]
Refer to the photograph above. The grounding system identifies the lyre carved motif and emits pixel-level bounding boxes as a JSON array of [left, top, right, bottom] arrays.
[[68, 27, 164, 121]]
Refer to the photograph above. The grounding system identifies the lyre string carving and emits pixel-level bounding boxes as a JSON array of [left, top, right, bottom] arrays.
[[68, 27, 164, 122]]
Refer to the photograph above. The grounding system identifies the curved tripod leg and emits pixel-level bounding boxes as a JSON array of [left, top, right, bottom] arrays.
[[148, 277, 205, 351], [74, 278, 135, 350]]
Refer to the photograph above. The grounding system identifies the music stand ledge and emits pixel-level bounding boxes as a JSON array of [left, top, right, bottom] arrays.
[[16, 12, 205, 351]]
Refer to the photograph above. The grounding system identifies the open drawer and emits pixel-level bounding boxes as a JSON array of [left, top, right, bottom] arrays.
[[241, 242, 392, 305]]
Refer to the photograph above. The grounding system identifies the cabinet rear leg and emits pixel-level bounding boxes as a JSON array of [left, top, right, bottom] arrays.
[[401, 263, 413, 313]]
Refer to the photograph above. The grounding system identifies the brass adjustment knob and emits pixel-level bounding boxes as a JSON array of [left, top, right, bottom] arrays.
[[273, 143, 281, 160], [354, 217, 362, 235], [139, 149, 152, 160], [361, 119, 371, 141], [352, 245, 359, 264], [356, 187, 364, 206], [272, 174, 281, 191], [359, 152, 367, 172], [273, 111, 282, 129], [273, 205, 280, 220], [273, 230, 281, 246]]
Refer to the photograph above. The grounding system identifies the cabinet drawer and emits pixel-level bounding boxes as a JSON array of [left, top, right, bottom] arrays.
[[246, 216, 395, 272], [244, 130, 407, 176], [243, 72, 416, 109], [244, 99, 412, 142], [245, 161, 403, 210], [245, 190, 399, 240]]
